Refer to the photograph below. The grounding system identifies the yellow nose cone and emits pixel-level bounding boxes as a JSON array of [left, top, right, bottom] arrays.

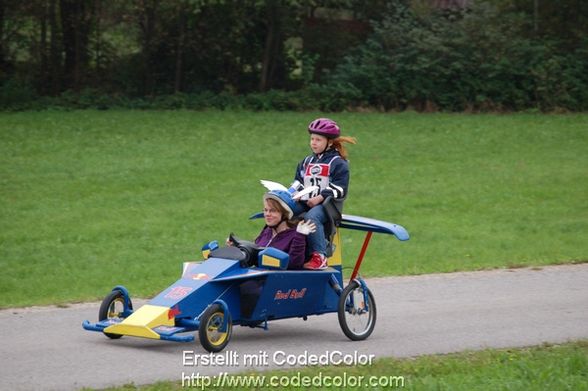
[[103, 305, 175, 339]]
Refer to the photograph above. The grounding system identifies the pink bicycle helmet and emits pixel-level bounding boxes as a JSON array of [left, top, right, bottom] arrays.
[[308, 118, 340, 139]]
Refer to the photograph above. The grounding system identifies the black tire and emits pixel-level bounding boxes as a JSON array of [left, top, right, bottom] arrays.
[[337, 280, 377, 341], [199, 304, 232, 353], [99, 290, 132, 339]]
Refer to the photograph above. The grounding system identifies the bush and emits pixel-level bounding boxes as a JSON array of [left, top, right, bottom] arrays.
[[0, 79, 39, 110], [324, 0, 588, 112], [243, 90, 315, 111]]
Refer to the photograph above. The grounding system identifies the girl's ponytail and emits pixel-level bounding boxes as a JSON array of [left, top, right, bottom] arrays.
[[331, 136, 357, 160]]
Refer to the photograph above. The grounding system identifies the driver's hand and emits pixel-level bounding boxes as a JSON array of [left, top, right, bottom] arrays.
[[296, 220, 317, 236], [226, 238, 234, 246]]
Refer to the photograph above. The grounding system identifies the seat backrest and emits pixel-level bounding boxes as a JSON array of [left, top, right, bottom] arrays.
[[322, 196, 344, 257]]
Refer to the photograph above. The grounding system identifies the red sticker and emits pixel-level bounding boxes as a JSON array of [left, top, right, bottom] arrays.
[[168, 305, 182, 319], [165, 286, 193, 300], [305, 163, 330, 177]]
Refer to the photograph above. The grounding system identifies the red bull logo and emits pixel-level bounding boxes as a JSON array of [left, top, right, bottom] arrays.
[[274, 288, 307, 300]]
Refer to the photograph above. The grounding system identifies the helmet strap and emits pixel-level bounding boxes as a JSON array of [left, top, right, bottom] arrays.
[[320, 141, 333, 155], [268, 216, 288, 230]]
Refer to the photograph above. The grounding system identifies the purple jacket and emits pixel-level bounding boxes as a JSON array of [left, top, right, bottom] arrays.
[[254, 226, 306, 270]]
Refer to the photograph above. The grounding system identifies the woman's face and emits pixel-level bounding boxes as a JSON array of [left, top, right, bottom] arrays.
[[310, 134, 329, 154], [263, 199, 283, 227]]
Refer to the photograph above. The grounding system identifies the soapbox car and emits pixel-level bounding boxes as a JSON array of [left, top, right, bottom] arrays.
[[83, 205, 409, 353]]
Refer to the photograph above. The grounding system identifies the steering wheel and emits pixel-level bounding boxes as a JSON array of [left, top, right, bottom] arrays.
[[229, 233, 262, 267]]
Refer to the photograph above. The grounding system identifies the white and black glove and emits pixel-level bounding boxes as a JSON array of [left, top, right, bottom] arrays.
[[296, 220, 317, 236]]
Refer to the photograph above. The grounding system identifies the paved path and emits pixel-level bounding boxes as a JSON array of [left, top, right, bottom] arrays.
[[1, 264, 587, 390]]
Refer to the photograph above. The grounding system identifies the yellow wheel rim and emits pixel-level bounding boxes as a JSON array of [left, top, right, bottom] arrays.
[[107, 298, 124, 319], [206, 311, 229, 346]]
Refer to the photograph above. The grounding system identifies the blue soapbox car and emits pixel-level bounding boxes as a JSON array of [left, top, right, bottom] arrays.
[[83, 201, 409, 352]]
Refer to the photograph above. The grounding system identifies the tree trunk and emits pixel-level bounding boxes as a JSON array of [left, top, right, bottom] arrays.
[[49, 0, 61, 94], [174, 7, 186, 93], [60, 0, 90, 91], [533, 0, 539, 33], [60, 0, 77, 89], [140, 0, 159, 95], [259, 2, 281, 92], [95, 0, 101, 77], [39, 0, 49, 93], [0, 0, 6, 73]]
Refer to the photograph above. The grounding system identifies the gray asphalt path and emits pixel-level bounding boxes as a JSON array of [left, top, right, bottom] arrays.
[[1, 264, 587, 390]]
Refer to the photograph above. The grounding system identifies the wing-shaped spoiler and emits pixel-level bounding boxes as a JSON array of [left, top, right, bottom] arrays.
[[339, 214, 409, 241], [250, 212, 409, 241], [337, 214, 409, 280]]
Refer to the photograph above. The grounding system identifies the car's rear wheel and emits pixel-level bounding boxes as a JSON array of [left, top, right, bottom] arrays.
[[99, 290, 132, 339], [199, 304, 232, 352], [338, 280, 377, 341]]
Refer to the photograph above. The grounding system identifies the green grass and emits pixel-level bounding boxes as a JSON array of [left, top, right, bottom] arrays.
[[1, 110, 587, 307], [87, 341, 588, 390]]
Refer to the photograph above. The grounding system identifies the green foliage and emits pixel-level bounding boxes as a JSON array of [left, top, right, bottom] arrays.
[[1, 1, 587, 111], [0, 79, 39, 110], [325, 1, 588, 111], [0, 87, 361, 112]]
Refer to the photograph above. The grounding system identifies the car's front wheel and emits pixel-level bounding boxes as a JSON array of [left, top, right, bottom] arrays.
[[99, 290, 132, 339], [199, 304, 232, 352]]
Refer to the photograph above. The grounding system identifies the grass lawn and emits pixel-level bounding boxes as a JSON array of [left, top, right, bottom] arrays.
[[1, 110, 587, 307], [88, 341, 588, 390]]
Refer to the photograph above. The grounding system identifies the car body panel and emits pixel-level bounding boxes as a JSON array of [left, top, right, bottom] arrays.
[[83, 215, 409, 345]]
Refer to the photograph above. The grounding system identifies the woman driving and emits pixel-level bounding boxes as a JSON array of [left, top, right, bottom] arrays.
[[254, 190, 316, 270]]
